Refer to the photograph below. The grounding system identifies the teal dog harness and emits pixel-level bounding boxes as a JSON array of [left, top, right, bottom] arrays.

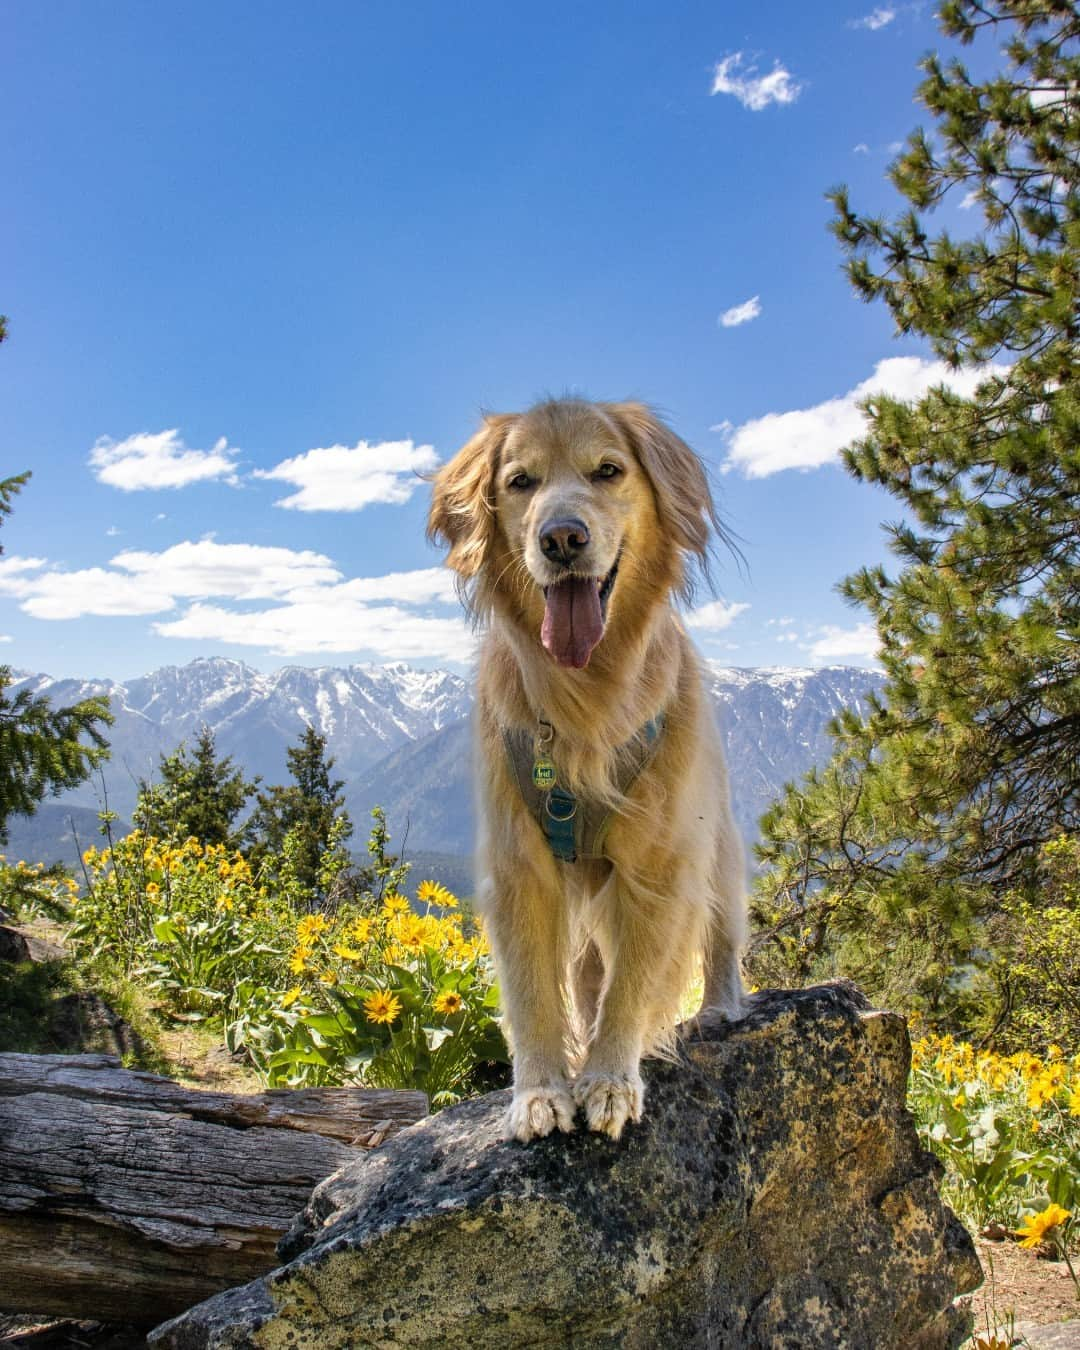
[[502, 715, 665, 863]]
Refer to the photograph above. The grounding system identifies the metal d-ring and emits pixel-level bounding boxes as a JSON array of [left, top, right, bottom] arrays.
[[545, 791, 577, 822]]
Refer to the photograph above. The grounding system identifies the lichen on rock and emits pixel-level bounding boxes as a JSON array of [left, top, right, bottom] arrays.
[[150, 982, 981, 1349]]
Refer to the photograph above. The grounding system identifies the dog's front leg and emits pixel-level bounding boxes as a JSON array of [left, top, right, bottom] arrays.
[[572, 891, 665, 1140], [483, 862, 576, 1143]]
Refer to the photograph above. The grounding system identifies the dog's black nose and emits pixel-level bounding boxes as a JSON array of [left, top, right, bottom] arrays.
[[539, 517, 590, 566]]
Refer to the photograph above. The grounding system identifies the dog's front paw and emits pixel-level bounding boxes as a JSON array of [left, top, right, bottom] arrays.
[[504, 1083, 576, 1142], [573, 1070, 643, 1140]]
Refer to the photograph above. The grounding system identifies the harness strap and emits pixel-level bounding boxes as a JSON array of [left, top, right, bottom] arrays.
[[502, 715, 666, 863]]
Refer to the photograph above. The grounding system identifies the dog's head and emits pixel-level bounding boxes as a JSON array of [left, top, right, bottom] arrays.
[[428, 399, 719, 669]]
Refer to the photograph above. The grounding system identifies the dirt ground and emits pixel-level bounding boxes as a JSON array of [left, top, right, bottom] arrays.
[[152, 1021, 262, 1094], [969, 1236, 1079, 1340]]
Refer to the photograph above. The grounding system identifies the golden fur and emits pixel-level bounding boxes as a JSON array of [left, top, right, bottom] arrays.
[[428, 398, 745, 1141]]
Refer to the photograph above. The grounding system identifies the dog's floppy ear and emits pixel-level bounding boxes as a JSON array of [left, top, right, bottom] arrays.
[[427, 414, 514, 583], [603, 401, 719, 592]]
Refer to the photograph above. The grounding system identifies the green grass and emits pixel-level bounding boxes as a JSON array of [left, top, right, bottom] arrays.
[[0, 952, 170, 1072]]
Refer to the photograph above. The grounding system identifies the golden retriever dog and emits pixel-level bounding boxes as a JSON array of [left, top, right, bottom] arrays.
[[428, 398, 745, 1142]]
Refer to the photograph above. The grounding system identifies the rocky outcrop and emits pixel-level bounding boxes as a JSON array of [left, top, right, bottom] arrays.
[[151, 983, 981, 1349], [0, 924, 67, 964]]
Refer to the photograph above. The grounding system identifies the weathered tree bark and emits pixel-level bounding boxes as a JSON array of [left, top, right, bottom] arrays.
[[0, 1053, 427, 1326]]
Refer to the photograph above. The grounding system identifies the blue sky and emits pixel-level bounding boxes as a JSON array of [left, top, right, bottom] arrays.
[[1, 1, 989, 680]]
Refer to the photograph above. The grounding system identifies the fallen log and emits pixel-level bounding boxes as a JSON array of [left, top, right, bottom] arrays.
[[0, 1053, 427, 1326]]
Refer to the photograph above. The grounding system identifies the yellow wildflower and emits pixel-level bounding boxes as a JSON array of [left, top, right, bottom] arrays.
[[351, 917, 372, 944], [281, 986, 303, 1008], [296, 913, 329, 940], [363, 990, 402, 1025], [145, 881, 160, 898], [396, 916, 426, 952], [1016, 1203, 1071, 1249], [289, 944, 313, 974], [383, 892, 410, 914], [417, 879, 458, 908], [333, 943, 364, 960], [433, 990, 463, 1015]]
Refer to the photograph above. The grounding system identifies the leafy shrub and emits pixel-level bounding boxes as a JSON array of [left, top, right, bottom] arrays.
[[226, 882, 508, 1105], [0, 853, 78, 921], [69, 824, 507, 1103], [72, 833, 282, 1003], [991, 836, 1080, 1055], [908, 1031, 1080, 1245]]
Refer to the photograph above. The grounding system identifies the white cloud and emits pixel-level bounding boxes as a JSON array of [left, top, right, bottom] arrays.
[[111, 539, 341, 602], [18, 568, 178, 620], [710, 53, 802, 111], [685, 600, 750, 631], [1029, 83, 1072, 108], [0, 536, 468, 661], [155, 600, 474, 662], [0, 556, 48, 592], [718, 355, 1009, 478], [105, 526, 121, 537], [255, 439, 439, 512], [959, 189, 980, 210], [809, 623, 881, 664], [766, 617, 795, 628], [0, 635, 12, 643], [0, 540, 341, 620], [329, 568, 458, 606], [851, 7, 895, 29], [853, 142, 870, 154], [719, 296, 762, 329], [89, 430, 239, 491]]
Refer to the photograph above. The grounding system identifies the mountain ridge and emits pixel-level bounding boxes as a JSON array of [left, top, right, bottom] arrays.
[[7, 657, 885, 868]]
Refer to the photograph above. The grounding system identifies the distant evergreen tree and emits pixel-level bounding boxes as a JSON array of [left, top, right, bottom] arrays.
[[752, 0, 1080, 1024], [0, 474, 112, 842], [245, 725, 352, 902], [134, 725, 256, 846]]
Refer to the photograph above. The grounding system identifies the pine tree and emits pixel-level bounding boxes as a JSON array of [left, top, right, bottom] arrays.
[[753, 0, 1080, 1019], [134, 725, 256, 847], [245, 724, 353, 903], [0, 475, 113, 842]]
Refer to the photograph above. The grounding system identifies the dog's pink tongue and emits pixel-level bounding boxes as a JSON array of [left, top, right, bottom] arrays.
[[541, 577, 604, 669]]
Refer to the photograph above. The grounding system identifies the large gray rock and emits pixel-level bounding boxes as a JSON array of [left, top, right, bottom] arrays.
[[150, 983, 981, 1349]]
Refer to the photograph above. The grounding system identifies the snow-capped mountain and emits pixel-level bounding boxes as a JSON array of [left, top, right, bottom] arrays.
[[347, 663, 885, 855], [7, 658, 884, 869], [10, 658, 472, 817]]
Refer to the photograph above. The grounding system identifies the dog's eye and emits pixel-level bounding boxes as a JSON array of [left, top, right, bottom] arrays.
[[507, 472, 535, 491], [592, 462, 622, 481]]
